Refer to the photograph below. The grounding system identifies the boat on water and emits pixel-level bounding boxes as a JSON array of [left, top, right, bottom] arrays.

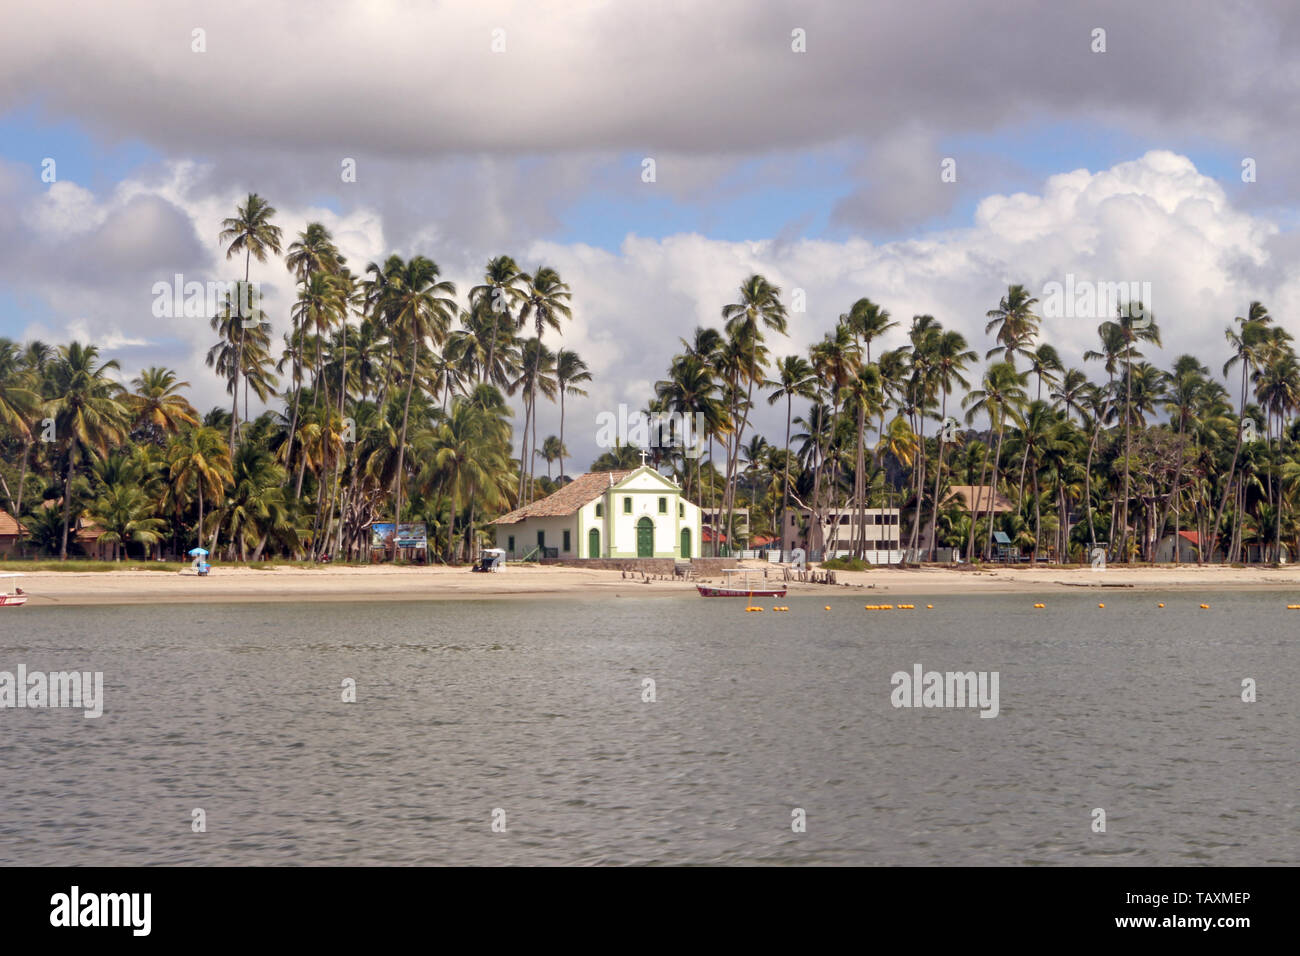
[[696, 568, 787, 598], [0, 573, 28, 607]]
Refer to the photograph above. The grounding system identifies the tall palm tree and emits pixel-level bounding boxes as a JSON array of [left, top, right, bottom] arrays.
[[469, 255, 526, 386], [984, 284, 1040, 366], [516, 266, 573, 502], [925, 329, 976, 559], [719, 275, 788, 547], [386, 257, 457, 549], [766, 355, 817, 551], [553, 349, 591, 482], [1211, 302, 1272, 560], [963, 361, 1028, 560], [218, 194, 282, 448], [840, 362, 883, 558], [1108, 302, 1162, 562]]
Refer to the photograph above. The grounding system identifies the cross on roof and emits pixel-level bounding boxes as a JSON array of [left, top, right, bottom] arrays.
[[639, 448, 648, 466]]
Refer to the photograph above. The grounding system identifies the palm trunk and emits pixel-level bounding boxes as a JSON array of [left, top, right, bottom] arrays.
[[984, 418, 1007, 559], [927, 389, 948, 559], [967, 430, 991, 562], [59, 458, 74, 560], [854, 403, 866, 559], [392, 336, 419, 560]]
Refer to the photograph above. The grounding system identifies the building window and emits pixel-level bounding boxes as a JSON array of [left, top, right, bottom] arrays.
[[563, 530, 571, 552], [659, 497, 667, 513], [679, 503, 684, 518], [537, 530, 545, 548], [623, 497, 632, 514], [595, 503, 603, 517], [508, 535, 515, 552]]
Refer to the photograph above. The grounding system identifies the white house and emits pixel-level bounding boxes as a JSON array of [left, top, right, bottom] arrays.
[[493, 466, 703, 560]]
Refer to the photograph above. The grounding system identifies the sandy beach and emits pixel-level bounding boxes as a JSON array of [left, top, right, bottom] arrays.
[[9, 561, 1300, 607]]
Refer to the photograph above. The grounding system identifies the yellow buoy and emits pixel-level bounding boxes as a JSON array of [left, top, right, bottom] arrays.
[[926, 604, 934, 609], [1157, 603, 1165, 608], [825, 605, 831, 610], [1200, 603, 1209, 609], [1098, 603, 1105, 609], [1033, 603, 1045, 609], [1287, 605, 1300, 610]]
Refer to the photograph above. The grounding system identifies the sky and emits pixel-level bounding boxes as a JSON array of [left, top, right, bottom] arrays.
[[3, 0, 1300, 469]]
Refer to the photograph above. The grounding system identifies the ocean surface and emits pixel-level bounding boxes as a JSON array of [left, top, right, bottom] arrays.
[[0, 591, 1295, 866]]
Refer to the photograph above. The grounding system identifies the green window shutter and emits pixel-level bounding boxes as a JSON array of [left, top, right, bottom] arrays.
[[658, 497, 666, 513], [623, 497, 631, 514], [563, 530, 571, 552]]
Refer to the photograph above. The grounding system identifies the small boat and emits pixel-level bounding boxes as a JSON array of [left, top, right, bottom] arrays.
[[696, 568, 787, 598], [0, 573, 28, 607]]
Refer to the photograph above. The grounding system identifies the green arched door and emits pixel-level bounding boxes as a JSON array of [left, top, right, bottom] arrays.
[[588, 527, 600, 558], [636, 517, 654, 557], [680, 527, 691, 559]]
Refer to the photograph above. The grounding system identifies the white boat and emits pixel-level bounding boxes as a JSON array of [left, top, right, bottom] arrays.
[[696, 568, 787, 598], [0, 573, 28, 607]]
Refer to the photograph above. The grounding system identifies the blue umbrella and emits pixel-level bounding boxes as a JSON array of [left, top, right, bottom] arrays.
[[188, 548, 209, 556]]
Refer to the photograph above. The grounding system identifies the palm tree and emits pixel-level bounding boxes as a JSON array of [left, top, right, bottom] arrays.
[[0, 339, 40, 520], [44, 343, 129, 559], [719, 275, 788, 547], [1160, 357, 1210, 562], [840, 362, 883, 558], [985, 284, 1040, 366], [469, 256, 526, 386], [218, 193, 282, 447], [127, 367, 198, 441], [766, 355, 817, 551], [415, 395, 513, 561], [553, 349, 591, 481], [1028, 343, 1064, 402], [809, 322, 860, 546], [537, 435, 565, 479], [1108, 302, 1162, 562], [386, 257, 457, 551], [168, 425, 233, 554], [516, 266, 573, 502], [925, 329, 976, 559], [86, 483, 166, 561], [844, 297, 897, 366], [963, 361, 1028, 560], [1211, 302, 1272, 561]]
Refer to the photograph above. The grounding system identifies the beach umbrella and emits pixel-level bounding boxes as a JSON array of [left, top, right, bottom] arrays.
[[188, 548, 209, 556]]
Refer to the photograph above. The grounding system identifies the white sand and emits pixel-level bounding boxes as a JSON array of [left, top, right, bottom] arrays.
[[11, 561, 1300, 607]]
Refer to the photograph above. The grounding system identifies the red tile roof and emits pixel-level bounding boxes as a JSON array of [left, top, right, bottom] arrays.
[[0, 509, 26, 536], [493, 471, 632, 524]]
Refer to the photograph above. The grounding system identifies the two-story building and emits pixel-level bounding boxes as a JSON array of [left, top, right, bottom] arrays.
[[493, 466, 702, 560]]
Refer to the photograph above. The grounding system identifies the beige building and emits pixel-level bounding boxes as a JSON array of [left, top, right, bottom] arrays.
[[784, 505, 904, 563]]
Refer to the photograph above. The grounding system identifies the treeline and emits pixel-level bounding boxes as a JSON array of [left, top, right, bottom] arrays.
[[0, 193, 590, 562], [643, 283, 1296, 564]]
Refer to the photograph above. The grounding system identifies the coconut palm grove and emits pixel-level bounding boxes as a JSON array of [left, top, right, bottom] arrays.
[[1, 192, 1295, 566]]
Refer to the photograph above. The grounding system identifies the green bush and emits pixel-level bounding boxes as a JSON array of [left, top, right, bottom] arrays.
[[820, 557, 871, 572]]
